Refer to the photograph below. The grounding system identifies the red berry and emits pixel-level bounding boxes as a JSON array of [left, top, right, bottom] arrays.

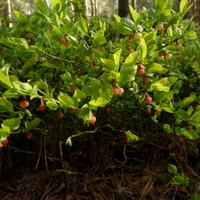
[[158, 55, 165, 60], [175, 43, 182, 49], [90, 54, 95, 60], [1, 138, 9, 146], [178, 136, 184, 143], [26, 132, 33, 140], [145, 94, 152, 104], [79, 55, 86, 61], [147, 108, 151, 114], [170, 135, 175, 141], [186, 124, 193, 130], [118, 88, 124, 95], [128, 49, 134, 53], [31, 57, 38, 63], [92, 61, 97, 66], [89, 114, 96, 125], [19, 100, 29, 109], [196, 75, 200, 79], [38, 99, 46, 111], [71, 86, 76, 93], [106, 107, 111, 112], [126, 39, 132, 45], [38, 57, 46, 62], [125, 137, 130, 143], [180, 186, 186, 192], [99, 46, 105, 52], [165, 53, 172, 60], [137, 65, 145, 76], [155, 110, 161, 116], [112, 88, 118, 96], [60, 38, 70, 47], [134, 33, 142, 40], [68, 108, 76, 114], [156, 24, 164, 32], [143, 77, 149, 83], [60, 37, 66, 44], [58, 111, 64, 119]]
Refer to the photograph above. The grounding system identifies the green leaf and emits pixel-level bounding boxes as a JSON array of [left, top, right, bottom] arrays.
[[90, 83, 112, 107], [182, 96, 196, 108], [137, 38, 147, 58], [2, 118, 20, 131], [159, 104, 174, 113], [78, 17, 88, 34], [147, 63, 168, 74], [58, 92, 74, 108], [190, 111, 200, 125], [173, 80, 182, 91], [120, 18, 135, 31], [40, 62, 59, 69], [89, 97, 109, 107], [187, 106, 194, 116], [192, 61, 200, 73], [3, 88, 21, 98], [124, 51, 139, 65], [0, 71, 12, 88], [155, 91, 175, 104], [100, 59, 116, 71], [0, 98, 13, 112], [152, 77, 177, 88], [172, 174, 189, 186], [25, 118, 41, 130], [12, 81, 32, 95], [73, 89, 86, 102], [183, 31, 197, 40], [113, 49, 122, 71], [13, 10, 27, 24], [66, 137, 72, 146], [60, 72, 73, 82], [168, 13, 180, 25], [117, 51, 139, 84], [46, 99, 58, 110], [191, 194, 200, 200], [151, 83, 170, 92], [82, 86, 94, 96], [0, 129, 10, 142], [180, 128, 199, 140], [117, 65, 137, 85], [128, 5, 140, 24], [163, 124, 173, 133], [125, 130, 139, 141], [51, 13, 63, 28], [167, 163, 178, 175], [50, 0, 62, 12], [114, 14, 131, 35], [93, 28, 107, 47], [169, 69, 187, 79], [143, 31, 156, 43], [36, 0, 49, 15], [78, 104, 92, 123], [175, 109, 189, 121], [180, 0, 188, 13]]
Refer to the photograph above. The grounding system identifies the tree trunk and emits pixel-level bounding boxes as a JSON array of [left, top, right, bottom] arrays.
[[94, 0, 97, 16], [118, 0, 129, 17], [90, 0, 94, 16], [85, 0, 88, 17], [7, 0, 12, 27], [132, 0, 137, 10]]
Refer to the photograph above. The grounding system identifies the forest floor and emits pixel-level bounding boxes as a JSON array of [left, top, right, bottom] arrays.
[[0, 129, 199, 200]]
